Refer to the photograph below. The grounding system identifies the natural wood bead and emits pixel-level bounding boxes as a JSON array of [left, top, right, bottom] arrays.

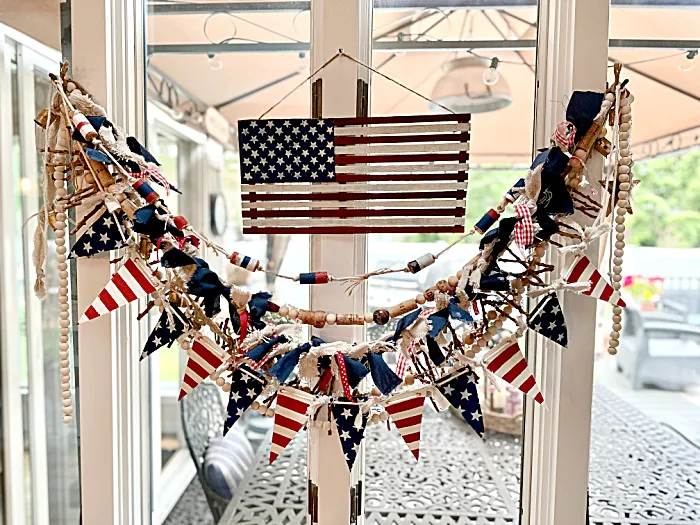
[[618, 200, 629, 208], [612, 323, 622, 332], [618, 191, 629, 200], [465, 349, 476, 359], [619, 132, 629, 140], [456, 270, 463, 279], [609, 338, 619, 348], [612, 306, 623, 315], [608, 347, 618, 355], [613, 257, 623, 266], [612, 315, 622, 323], [423, 288, 436, 302], [298, 310, 326, 328], [487, 325, 499, 335], [404, 374, 415, 386], [615, 241, 625, 249], [535, 245, 546, 257], [620, 123, 631, 132], [463, 333, 474, 345], [476, 337, 488, 347], [371, 387, 381, 397], [503, 305, 513, 315], [615, 224, 626, 233], [618, 173, 630, 182], [415, 294, 426, 305], [288, 308, 298, 320], [448, 275, 459, 287], [615, 216, 625, 224], [618, 165, 630, 174], [436, 280, 449, 293], [486, 310, 498, 320], [612, 274, 622, 283], [605, 93, 615, 102]]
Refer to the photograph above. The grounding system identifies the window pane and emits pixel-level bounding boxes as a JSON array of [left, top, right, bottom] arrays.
[[368, 5, 538, 522], [590, 7, 700, 523]]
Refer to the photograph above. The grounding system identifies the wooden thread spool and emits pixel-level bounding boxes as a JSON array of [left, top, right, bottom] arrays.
[[230, 251, 261, 272], [387, 299, 418, 318], [298, 309, 326, 329], [407, 253, 435, 274], [335, 313, 365, 326], [86, 157, 115, 188]]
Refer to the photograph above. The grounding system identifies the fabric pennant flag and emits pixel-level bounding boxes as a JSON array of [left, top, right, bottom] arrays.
[[528, 294, 568, 348], [78, 257, 157, 323], [483, 341, 544, 404], [384, 393, 426, 460], [564, 254, 626, 307], [331, 400, 368, 471], [178, 335, 226, 401], [69, 208, 127, 259], [140, 303, 188, 360], [270, 387, 314, 464], [224, 365, 265, 435], [437, 367, 484, 437]]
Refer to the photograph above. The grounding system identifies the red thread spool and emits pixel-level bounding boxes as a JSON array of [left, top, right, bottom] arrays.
[[173, 215, 189, 230]]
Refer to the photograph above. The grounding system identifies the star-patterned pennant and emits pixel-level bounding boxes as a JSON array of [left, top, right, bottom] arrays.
[[564, 254, 626, 307], [69, 208, 127, 259], [178, 335, 226, 401], [140, 303, 188, 360], [270, 387, 314, 464], [528, 294, 568, 348], [483, 341, 544, 404], [331, 399, 368, 471], [437, 367, 484, 437], [384, 393, 426, 460], [223, 365, 265, 435]]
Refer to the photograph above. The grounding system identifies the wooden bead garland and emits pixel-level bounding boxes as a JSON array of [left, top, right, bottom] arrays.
[[608, 91, 633, 355]]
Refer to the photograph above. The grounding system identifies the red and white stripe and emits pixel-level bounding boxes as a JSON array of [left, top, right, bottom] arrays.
[[552, 121, 576, 151], [178, 335, 226, 400], [78, 257, 157, 323], [564, 255, 626, 307], [484, 341, 544, 404], [384, 393, 425, 460], [270, 387, 314, 464], [143, 167, 170, 195], [513, 203, 534, 248]]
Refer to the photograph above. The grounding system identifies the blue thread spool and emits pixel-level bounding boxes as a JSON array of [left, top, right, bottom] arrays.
[[299, 272, 329, 284], [505, 178, 525, 203], [132, 179, 160, 204], [475, 209, 500, 234], [407, 253, 436, 274]]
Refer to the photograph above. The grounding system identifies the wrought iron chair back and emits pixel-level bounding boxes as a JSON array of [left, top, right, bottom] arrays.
[[180, 382, 230, 522]]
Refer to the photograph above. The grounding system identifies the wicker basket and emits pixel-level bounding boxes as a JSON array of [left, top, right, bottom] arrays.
[[483, 410, 523, 436]]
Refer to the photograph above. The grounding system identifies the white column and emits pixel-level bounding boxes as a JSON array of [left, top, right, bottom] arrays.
[[308, 1, 372, 524], [71, 1, 145, 524], [521, 1, 611, 524]]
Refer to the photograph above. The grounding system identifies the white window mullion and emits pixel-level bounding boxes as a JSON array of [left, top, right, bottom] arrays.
[[522, 1, 611, 524]]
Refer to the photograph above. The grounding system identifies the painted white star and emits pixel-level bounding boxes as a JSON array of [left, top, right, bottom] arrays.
[[532, 323, 542, 331], [153, 336, 162, 347], [99, 232, 110, 244], [342, 408, 352, 419], [85, 226, 95, 237], [102, 216, 113, 228], [471, 410, 482, 421], [461, 390, 472, 401], [247, 388, 256, 398], [283, 120, 291, 127], [230, 391, 241, 402], [250, 121, 258, 128], [266, 120, 274, 128], [557, 332, 565, 342], [442, 385, 454, 396], [551, 304, 561, 315], [548, 321, 558, 330], [340, 430, 351, 441], [83, 241, 93, 253]]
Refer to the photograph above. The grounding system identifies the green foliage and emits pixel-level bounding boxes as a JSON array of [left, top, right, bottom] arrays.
[[626, 148, 700, 248], [403, 166, 524, 243]]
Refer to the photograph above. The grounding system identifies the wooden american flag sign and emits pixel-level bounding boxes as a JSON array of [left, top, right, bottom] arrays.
[[238, 114, 470, 234]]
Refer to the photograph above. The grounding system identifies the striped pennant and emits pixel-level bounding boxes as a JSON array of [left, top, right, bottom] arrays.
[[564, 255, 626, 307], [270, 387, 314, 464], [384, 393, 426, 460], [178, 335, 226, 401], [483, 341, 544, 404], [78, 257, 157, 323], [238, 114, 470, 235]]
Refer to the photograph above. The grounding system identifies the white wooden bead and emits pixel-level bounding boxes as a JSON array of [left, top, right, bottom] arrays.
[[612, 274, 622, 283], [59, 279, 69, 288], [618, 200, 629, 208], [55, 237, 65, 247], [222, 382, 231, 393], [620, 149, 630, 158], [618, 191, 628, 200], [364, 312, 374, 323], [379, 411, 389, 421], [278, 306, 289, 317], [59, 349, 69, 358], [620, 132, 629, 140], [59, 311, 69, 320], [621, 114, 632, 123], [613, 257, 623, 266], [63, 416, 73, 424], [620, 105, 631, 114], [60, 334, 69, 343], [56, 245, 67, 255], [62, 390, 71, 399], [59, 319, 70, 328], [326, 313, 336, 325], [59, 358, 70, 367], [619, 182, 630, 191], [616, 208, 627, 217], [626, 93, 634, 104], [620, 123, 631, 132], [415, 294, 426, 305], [605, 93, 615, 102], [63, 406, 73, 416], [448, 275, 459, 287], [54, 178, 65, 188], [57, 262, 68, 271], [61, 382, 71, 392], [180, 340, 190, 350], [610, 330, 620, 339], [619, 157, 631, 165], [288, 308, 298, 320], [62, 398, 72, 407], [619, 141, 629, 149], [215, 377, 225, 387], [614, 249, 624, 257], [55, 187, 68, 198]]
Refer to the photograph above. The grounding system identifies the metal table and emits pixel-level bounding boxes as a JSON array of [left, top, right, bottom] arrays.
[[221, 385, 700, 524]]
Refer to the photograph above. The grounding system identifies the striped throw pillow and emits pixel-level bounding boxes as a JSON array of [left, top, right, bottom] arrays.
[[203, 429, 255, 499]]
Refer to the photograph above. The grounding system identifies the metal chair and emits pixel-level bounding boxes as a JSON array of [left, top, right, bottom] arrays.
[[180, 382, 230, 523]]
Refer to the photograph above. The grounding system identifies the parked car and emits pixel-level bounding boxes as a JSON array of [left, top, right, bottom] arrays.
[[616, 308, 700, 390]]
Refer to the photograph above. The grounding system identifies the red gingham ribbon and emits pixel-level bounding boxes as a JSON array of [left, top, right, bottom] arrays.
[[552, 121, 577, 151], [514, 203, 534, 248], [395, 354, 408, 379], [142, 167, 170, 195], [335, 351, 355, 402]]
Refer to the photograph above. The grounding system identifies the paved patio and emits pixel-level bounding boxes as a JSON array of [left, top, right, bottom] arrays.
[[209, 384, 700, 525]]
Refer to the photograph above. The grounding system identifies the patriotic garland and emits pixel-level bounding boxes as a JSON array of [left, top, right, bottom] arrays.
[[33, 62, 634, 470]]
